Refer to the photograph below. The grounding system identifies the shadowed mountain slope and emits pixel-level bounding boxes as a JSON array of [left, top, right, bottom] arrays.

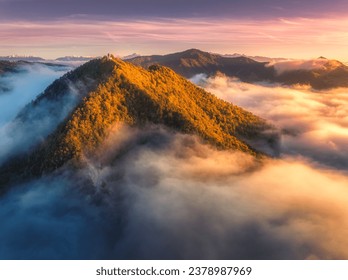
[[128, 49, 275, 83], [128, 49, 348, 90]]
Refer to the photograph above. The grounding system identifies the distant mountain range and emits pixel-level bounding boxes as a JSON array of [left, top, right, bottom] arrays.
[[0, 55, 45, 62], [0, 56, 278, 192], [0, 52, 285, 63], [128, 49, 348, 89], [1, 54, 139, 62], [55, 56, 96, 62], [3, 49, 348, 89], [122, 53, 141, 60], [0, 60, 70, 76], [0, 55, 96, 63], [222, 53, 288, 63]]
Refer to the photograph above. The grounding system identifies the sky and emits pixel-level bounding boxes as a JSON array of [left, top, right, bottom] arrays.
[[1, 0, 348, 60], [0, 25, 348, 259]]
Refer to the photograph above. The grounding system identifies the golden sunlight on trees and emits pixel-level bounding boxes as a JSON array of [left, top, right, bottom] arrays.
[[0, 56, 275, 182]]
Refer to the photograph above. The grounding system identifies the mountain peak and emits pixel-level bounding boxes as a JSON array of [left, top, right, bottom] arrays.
[[0, 57, 277, 188], [181, 48, 210, 55], [122, 53, 141, 60], [323, 59, 345, 70], [128, 48, 271, 81], [168, 49, 218, 61]]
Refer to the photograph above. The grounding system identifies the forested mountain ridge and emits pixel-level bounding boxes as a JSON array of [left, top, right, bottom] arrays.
[[0, 56, 277, 191]]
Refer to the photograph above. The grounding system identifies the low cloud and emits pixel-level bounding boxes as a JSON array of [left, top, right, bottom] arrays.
[[0, 63, 69, 125], [1, 70, 348, 260], [0, 64, 79, 164], [1, 127, 348, 259], [193, 74, 348, 169], [267, 58, 342, 74]]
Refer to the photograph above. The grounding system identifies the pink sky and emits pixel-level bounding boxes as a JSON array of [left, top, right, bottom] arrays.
[[1, 16, 348, 60]]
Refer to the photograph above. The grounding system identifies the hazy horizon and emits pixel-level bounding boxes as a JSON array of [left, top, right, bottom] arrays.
[[1, 0, 348, 60]]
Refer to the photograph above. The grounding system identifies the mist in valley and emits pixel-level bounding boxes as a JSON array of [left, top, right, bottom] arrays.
[[0, 68, 348, 259]]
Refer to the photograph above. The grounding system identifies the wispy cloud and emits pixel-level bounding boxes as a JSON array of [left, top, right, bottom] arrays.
[[1, 17, 348, 59]]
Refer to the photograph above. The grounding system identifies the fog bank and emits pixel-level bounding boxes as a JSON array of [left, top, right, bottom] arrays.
[[1, 127, 348, 259], [194, 74, 348, 170]]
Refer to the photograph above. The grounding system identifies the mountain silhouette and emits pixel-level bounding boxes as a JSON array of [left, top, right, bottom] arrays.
[[128, 49, 348, 89], [128, 49, 275, 83]]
